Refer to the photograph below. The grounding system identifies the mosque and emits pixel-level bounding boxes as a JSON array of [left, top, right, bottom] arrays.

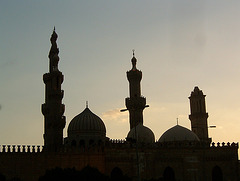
[[0, 30, 239, 181]]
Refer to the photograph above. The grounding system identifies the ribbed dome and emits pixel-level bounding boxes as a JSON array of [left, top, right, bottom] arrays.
[[159, 125, 200, 142], [127, 123, 155, 143], [68, 107, 106, 137]]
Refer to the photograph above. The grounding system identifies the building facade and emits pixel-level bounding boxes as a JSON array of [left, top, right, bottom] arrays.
[[0, 30, 239, 181]]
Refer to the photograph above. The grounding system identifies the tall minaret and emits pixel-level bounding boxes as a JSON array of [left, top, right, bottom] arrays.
[[42, 29, 66, 151], [189, 86, 210, 143], [125, 52, 147, 129]]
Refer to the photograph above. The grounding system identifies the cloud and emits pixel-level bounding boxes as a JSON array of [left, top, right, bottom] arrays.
[[0, 60, 16, 69], [101, 108, 128, 123]]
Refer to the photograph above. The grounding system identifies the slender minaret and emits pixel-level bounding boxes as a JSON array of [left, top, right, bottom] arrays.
[[189, 86, 210, 143], [125, 52, 147, 129], [42, 29, 66, 151]]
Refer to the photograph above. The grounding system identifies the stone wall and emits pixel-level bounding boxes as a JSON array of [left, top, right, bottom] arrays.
[[0, 142, 238, 181]]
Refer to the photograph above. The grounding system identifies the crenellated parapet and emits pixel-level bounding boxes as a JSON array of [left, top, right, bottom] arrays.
[[57, 145, 105, 153], [105, 139, 129, 148], [105, 139, 132, 149], [109, 139, 126, 144], [210, 142, 238, 148], [0, 145, 43, 153], [156, 141, 203, 148], [106, 139, 157, 149], [154, 141, 239, 149]]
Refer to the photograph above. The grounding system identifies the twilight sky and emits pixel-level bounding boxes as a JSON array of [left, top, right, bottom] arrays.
[[0, 1, 240, 146]]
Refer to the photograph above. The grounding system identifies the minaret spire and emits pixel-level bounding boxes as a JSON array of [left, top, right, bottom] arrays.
[[125, 52, 147, 129], [131, 50, 137, 70], [49, 28, 59, 72], [42, 29, 66, 152]]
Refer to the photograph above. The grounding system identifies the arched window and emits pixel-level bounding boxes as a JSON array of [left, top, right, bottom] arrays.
[[71, 140, 76, 147], [89, 139, 94, 146], [163, 167, 175, 181], [212, 166, 223, 181], [79, 140, 85, 147]]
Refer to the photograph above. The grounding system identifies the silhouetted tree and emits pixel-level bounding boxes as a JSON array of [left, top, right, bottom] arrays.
[[110, 167, 131, 181], [39, 166, 109, 181], [0, 173, 5, 181], [9, 177, 22, 181], [39, 167, 79, 181], [81, 166, 108, 181]]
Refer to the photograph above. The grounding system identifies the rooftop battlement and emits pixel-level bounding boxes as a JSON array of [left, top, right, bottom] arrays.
[[210, 142, 238, 148], [108, 139, 126, 144], [0, 142, 237, 153], [0, 145, 43, 153]]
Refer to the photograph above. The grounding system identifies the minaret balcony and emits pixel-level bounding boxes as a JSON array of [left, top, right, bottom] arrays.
[[41, 104, 49, 115], [59, 104, 65, 115], [127, 71, 142, 82], [125, 96, 146, 110], [43, 72, 63, 84], [189, 112, 208, 120], [48, 90, 64, 100], [43, 73, 51, 83], [42, 103, 65, 117]]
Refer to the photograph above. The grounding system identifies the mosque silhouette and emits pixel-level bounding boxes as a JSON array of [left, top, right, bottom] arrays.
[[0, 30, 239, 181]]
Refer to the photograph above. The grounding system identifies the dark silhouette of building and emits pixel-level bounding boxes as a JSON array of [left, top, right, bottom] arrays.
[[0, 30, 239, 181]]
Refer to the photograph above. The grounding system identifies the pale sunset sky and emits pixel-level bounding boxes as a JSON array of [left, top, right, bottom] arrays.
[[0, 1, 240, 147]]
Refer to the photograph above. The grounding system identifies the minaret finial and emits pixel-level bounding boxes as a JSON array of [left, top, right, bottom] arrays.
[[86, 101, 88, 108], [131, 50, 137, 70], [53, 26, 56, 32], [49, 27, 59, 72]]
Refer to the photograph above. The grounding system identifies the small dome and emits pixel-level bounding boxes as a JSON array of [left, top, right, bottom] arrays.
[[127, 123, 155, 143], [159, 125, 200, 142]]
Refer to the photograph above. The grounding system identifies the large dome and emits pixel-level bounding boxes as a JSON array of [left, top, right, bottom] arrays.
[[68, 107, 106, 136], [159, 125, 200, 142], [127, 123, 155, 143], [66, 107, 106, 147]]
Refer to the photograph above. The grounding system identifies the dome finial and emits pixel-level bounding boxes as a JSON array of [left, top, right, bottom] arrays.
[[86, 101, 88, 108]]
